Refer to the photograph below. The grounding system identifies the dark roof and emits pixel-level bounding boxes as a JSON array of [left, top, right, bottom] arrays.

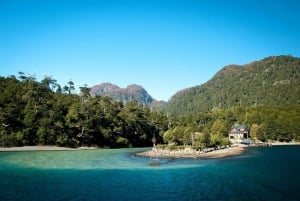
[[231, 124, 249, 131]]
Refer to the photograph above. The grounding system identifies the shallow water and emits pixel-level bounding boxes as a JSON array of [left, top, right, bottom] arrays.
[[0, 146, 299, 201]]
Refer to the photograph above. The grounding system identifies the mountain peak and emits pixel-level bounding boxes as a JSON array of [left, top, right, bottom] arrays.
[[89, 82, 119, 95], [90, 83, 166, 108], [126, 84, 145, 93]]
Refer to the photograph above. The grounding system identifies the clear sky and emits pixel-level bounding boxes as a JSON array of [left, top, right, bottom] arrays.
[[1, 0, 300, 101]]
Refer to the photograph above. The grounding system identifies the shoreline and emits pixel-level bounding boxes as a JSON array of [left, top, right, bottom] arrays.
[[0, 146, 99, 152], [135, 145, 247, 159], [269, 142, 300, 146], [135, 142, 300, 159], [0, 142, 298, 154]]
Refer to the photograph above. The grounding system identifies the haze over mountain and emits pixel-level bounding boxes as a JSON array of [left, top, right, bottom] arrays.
[[165, 55, 300, 116]]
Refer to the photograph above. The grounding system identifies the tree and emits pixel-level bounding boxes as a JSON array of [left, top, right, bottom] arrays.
[[201, 127, 211, 147], [63, 80, 75, 94], [256, 127, 266, 142], [210, 119, 228, 137], [163, 129, 175, 144], [183, 126, 193, 146]]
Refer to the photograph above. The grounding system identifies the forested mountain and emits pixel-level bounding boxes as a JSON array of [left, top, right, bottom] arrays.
[[90, 83, 166, 109], [1, 55, 299, 148], [165, 55, 300, 116]]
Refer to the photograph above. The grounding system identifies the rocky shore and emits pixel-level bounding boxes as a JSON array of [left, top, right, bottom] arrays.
[[135, 144, 246, 159]]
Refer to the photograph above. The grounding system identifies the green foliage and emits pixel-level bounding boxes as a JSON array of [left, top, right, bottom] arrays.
[[116, 137, 130, 147], [0, 75, 168, 148], [201, 127, 211, 147], [165, 55, 300, 116], [1, 56, 299, 149], [256, 127, 266, 142], [160, 105, 300, 148], [158, 55, 300, 147]]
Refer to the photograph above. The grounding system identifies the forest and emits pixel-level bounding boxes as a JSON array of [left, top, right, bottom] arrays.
[[165, 55, 300, 116], [164, 105, 300, 148], [0, 73, 168, 147], [0, 72, 299, 148]]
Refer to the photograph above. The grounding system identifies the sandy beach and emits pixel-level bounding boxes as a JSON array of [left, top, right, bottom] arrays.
[[135, 145, 247, 159], [0, 146, 98, 152]]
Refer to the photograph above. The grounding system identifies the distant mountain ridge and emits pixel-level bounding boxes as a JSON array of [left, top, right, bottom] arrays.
[[165, 55, 300, 116], [90, 83, 166, 108]]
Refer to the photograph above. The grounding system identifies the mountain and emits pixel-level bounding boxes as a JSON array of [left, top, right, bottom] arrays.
[[165, 55, 300, 116], [90, 82, 166, 108]]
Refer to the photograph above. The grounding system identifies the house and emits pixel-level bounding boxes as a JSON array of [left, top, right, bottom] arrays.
[[229, 124, 250, 143]]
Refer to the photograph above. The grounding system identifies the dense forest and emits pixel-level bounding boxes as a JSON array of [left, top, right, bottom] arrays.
[[1, 55, 300, 148], [165, 55, 300, 116], [163, 106, 300, 148], [0, 73, 168, 147]]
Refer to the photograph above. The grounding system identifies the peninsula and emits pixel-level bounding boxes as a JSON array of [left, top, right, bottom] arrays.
[[135, 144, 246, 159]]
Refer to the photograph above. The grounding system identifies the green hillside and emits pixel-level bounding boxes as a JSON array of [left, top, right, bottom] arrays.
[[165, 55, 300, 116]]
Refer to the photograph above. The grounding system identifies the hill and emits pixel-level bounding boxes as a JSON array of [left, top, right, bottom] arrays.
[[165, 55, 300, 116], [90, 82, 166, 108]]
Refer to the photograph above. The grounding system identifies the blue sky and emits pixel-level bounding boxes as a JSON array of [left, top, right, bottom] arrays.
[[1, 0, 300, 101]]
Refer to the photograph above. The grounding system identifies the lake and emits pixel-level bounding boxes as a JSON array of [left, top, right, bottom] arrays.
[[0, 146, 299, 201]]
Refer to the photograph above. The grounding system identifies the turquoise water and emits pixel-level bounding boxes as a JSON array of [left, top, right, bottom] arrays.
[[0, 146, 299, 201]]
